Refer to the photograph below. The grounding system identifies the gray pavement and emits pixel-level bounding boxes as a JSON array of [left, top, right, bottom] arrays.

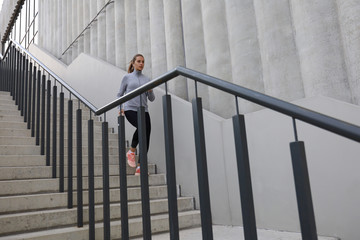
[[132, 225, 339, 240]]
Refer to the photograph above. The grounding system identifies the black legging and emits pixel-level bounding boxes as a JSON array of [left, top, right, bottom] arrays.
[[125, 110, 151, 156]]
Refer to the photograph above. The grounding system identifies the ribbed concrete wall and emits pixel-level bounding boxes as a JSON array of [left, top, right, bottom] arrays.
[[9, 0, 358, 118]]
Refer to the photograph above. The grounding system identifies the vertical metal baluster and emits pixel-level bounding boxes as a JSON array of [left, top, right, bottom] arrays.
[[5, 54, 8, 91], [36, 69, 41, 145], [2, 56, 5, 91], [40, 74, 45, 155], [0, 61, 2, 91], [118, 113, 129, 240], [11, 46, 15, 95], [31, 65, 36, 136], [138, 106, 151, 240], [2, 51, 6, 92], [20, 55, 26, 115], [0, 61, 3, 91], [15, 50, 20, 103], [12, 47, 16, 97], [192, 97, 213, 240], [19, 54, 25, 112], [7, 53, 10, 92], [4, 56, 7, 91], [52, 83, 57, 178], [102, 117, 111, 240], [88, 115, 95, 240], [67, 97, 73, 208], [46, 79, 51, 166], [59, 89, 64, 192], [77, 107, 83, 227], [27, 61, 32, 129], [162, 94, 179, 240], [232, 106, 258, 240], [290, 119, 318, 240], [23, 58, 29, 122]]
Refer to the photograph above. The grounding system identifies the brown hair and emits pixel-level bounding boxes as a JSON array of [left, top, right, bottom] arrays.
[[127, 54, 144, 73]]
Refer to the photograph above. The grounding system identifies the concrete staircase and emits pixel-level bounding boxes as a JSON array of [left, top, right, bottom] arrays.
[[0, 91, 201, 239]]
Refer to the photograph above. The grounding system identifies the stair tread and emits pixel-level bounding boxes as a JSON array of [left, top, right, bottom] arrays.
[[0, 196, 193, 218], [0, 210, 201, 239]]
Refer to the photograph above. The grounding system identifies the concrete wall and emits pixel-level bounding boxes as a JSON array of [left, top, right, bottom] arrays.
[[28, 0, 360, 119]]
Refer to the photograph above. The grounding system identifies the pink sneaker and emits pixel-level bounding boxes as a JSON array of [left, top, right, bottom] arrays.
[[135, 166, 140, 176], [127, 150, 136, 168]]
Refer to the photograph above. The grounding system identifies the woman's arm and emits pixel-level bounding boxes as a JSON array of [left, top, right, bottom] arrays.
[[117, 76, 128, 98]]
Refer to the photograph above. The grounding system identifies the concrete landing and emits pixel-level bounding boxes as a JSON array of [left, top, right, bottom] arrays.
[[132, 225, 339, 240]]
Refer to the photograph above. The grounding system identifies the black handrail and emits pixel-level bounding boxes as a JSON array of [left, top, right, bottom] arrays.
[[3, 39, 98, 112], [96, 66, 360, 143]]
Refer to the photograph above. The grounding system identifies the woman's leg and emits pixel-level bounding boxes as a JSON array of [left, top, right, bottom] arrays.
[[145, 112, 151, 152], [124, 111, 138, 168], [125, 110, 139, 150]]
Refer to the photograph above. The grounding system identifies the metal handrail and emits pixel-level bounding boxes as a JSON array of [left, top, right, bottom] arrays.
[[4, 39, 98, 112], [61, 0, 114, 57], [96, 66, 360, 143]]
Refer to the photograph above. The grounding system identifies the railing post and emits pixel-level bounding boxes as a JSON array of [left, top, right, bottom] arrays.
[[15, 50, 20, 104], [162, 95, 179, 240], [0, 61, 2, 91], [290, 141, 318, 240], [21, 55, 26, 114], [0, 60, 3, 91], [35, 69, 41, 145], [10, 46, 15, 95], [232, 114, 258, 240], [40, 74, 45, 155], [23, 58, 29, 122], [27, 62, 32, 129], [59, 91, 64, 192], [46, 79, 51, 166], [67, 99, 73, 208], [102, 120, 111, 240], [19, 55, 25, 113], [118, 115, 129, 240], [76, 108, 83, 227], [88, 117, 95, 240], [31, 65, 36, 136], [52, 84, 57, 178], [138, 106, 152, 240], [192, 97, 213, 240]]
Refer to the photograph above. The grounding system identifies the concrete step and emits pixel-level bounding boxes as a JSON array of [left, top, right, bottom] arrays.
[[0, 145, 41, 155], [0, 120, 113, 134], [0, 114, 26, 122], [0, 210, 201, 240], [0, 136, 35, 145], [0, 109, 21, 116], [0, 99, 16, 105], [0, 155, 45, 166], [0, 128, 31, 137], [0, 104, 18, 111], [0, 185, 169, 214], [0, 121, 28, 130], [0, 91, 11, 96], [0, 174, 166, 196], [0, 163, 156, 180], [0, 197, 195, 237], [0, 154, 140, 167]]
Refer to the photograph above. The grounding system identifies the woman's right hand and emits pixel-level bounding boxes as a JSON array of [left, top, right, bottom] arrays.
[[119, 109, 125, 116]]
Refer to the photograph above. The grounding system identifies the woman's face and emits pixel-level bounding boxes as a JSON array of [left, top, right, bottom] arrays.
[[133, 56, 145, 71]]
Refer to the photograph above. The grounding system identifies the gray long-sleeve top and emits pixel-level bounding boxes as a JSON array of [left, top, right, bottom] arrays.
[[117, 70, 155, 112]]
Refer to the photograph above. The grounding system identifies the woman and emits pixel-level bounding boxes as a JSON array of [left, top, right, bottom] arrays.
[[117, 54, 155, 175]]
